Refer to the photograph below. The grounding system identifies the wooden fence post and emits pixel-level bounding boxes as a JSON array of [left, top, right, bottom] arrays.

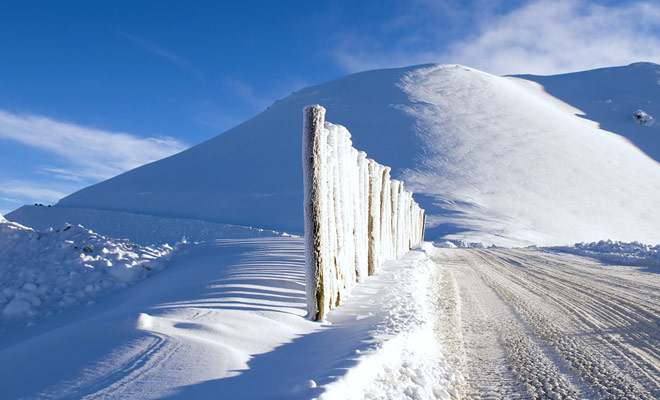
[[303, 105, 326, 321]]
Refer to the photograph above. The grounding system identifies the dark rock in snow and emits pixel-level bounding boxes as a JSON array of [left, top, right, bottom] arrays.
[[633, 109, 654, 126]]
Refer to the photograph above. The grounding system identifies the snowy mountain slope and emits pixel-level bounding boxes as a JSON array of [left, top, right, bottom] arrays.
[[516, 62, 660, 163], [400, 64, 660, 246], [43, 66, 423, 234], [10, 62, 660, 246]]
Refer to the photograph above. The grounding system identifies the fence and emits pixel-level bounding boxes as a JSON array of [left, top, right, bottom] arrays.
[[302, 105, 425, 321]]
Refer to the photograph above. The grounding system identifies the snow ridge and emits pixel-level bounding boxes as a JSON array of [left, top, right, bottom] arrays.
[[548, 240, 660, 267], [321, 244, 463, 400], [0, 219, 175, 326]]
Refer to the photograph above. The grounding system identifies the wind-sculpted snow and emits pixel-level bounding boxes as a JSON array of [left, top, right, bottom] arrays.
[[0, 218, 174, 326], [398, 64, 660, 246], [0, 238, 462, 399], [303, 105, 424, 320]]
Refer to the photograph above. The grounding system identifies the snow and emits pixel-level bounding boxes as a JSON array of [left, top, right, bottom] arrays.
[[3, 62, 660, 397], [320, 244, 463, 400], [547, 240, 660, 267], [517, 62, 660, 163], [10, 62, 660, 247], [399, 64, 660, 246], [0, 218, 174, 326], [302, 105, 424, 319], [6, 205, 283, 246], [434, 247, 660, 398], [0, 238, 462, 399]]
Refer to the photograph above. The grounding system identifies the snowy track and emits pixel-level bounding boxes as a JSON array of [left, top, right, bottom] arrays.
[[434, 248, 660, 399]]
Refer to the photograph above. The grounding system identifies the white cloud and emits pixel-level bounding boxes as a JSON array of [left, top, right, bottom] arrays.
[[222, 78, 273, 113], [117, 31, 205, 80], [0, 110, 188, 181], [333, 0, 660, 75], [448, 0, 660, 75], [0, 180, 72, 204]]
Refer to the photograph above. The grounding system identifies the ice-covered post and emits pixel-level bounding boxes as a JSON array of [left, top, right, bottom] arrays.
[[303, 104, 425, 321], [303, 105, 327, 321]]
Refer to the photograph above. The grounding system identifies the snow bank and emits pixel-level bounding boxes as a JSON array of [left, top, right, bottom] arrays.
[[0, 219, 175, 325], [303, 105, 425, 320], [547, 240, 660, 267], [6, 205, 284, 246], [320, 246, 463, 399], [0, 237, 464, 398]]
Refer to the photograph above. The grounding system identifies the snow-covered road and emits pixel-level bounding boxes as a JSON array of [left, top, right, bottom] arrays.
[[433, 248, 660, 399]]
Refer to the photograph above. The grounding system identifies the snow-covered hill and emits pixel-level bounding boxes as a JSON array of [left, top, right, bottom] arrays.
[[8, 63, 660, 246]]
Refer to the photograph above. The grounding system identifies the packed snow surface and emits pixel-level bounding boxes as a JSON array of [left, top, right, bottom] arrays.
[[17, 62, 660, 247], [0, 218, 174, 326], [433, 247, 660, 399]]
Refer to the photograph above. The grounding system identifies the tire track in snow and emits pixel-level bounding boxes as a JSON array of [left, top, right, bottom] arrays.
[[477, 250, 660, 397], [498, 251, 660, 390], [433, 252, 576, 399], [461, 249, 659, 399], [34, 329, 179, 400]]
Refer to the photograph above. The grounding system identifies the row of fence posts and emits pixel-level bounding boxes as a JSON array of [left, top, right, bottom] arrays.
[[302, 105, 425, 321]]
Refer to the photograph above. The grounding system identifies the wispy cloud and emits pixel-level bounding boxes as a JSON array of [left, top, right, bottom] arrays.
[[37, 167, 92, 183], [0, 109, 188, 181], [117, 31, 205, 80], [222, 78, 273, 112], [333, 0, 660, 75], [190, 77, 311, 133], [0, 179, 72, 205]]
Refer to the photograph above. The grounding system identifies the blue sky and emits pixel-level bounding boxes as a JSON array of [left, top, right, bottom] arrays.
[[1, 0, 660, 215]]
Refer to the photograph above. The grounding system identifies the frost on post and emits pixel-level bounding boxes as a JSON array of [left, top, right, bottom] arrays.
[[302, 105, 327, 321], [302, 105, 426, 321]]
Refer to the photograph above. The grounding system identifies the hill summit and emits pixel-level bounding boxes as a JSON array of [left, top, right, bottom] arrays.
[[11, 63, 660, 246]]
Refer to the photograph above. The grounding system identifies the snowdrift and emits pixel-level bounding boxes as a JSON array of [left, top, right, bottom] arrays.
[[0, 238, 462, 399], [7, 204, 284, 246], [0, 218, 174, 326], [9, 62, 660, 246]]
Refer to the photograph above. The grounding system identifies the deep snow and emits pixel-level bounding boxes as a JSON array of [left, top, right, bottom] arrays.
[[0, 218, 174, 327], [547, 240, 660, 267], [4, 62, 660, 399], [7, 204, 284, 246], [3, 232, 657, 399], [9, 63, 660, 247], [0, 238, 462, 399]]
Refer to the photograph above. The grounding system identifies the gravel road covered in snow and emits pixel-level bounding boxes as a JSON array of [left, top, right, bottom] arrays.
[[433, 248, 660, 399]]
